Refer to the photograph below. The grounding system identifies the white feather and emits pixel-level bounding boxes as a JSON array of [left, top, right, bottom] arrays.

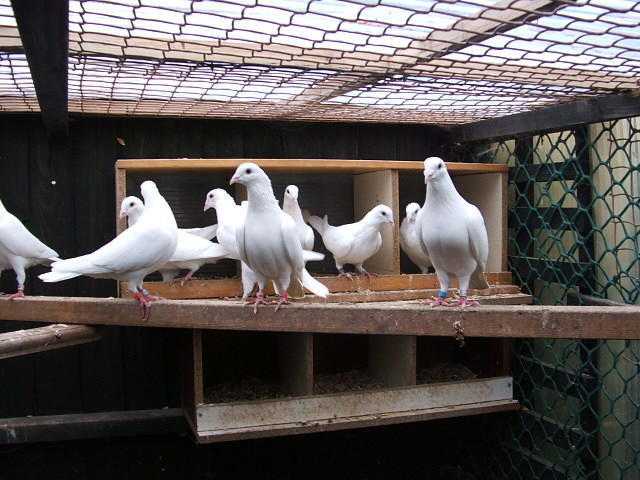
[[400, 202, 432, 274]]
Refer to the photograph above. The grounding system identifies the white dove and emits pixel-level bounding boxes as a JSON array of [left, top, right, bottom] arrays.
[[308, 205, 394, 278], [283, 185, 314, 251], [40, 181, 178, 319], [230, 163, 328, 312], [120, 196, 228, 285], [0, 200, 59, 299], [420, 157, 489, 307], [203, 189, 262, 300], [400, 202, 432, 274]]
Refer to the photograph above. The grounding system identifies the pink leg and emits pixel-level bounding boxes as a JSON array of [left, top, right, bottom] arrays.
[[180, 271, 194, 287], [133, 292, 151, 320], [245, 291, 269, 314], [446, 297, 480, 308], [422, 296, 447, 307], [274, 292, 290, 312], [8, 288, 25, 300], [338, 270, 353, 280]]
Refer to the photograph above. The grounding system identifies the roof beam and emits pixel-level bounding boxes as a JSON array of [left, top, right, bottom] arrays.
[[0, 324, 101, 360], [11, 0, 68, 136], [452, 94, 640, 143]]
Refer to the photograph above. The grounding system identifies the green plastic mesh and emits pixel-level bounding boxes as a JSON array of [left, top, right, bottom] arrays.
[[469, 117, 640, 480]]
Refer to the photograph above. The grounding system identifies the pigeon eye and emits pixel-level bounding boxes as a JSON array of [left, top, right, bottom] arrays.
[[208, 193, 213, 198], [381, 211, 386, 216], [246, 168, 252, 174], [438, 163, 443, 169], [129, 202, 134, 207]]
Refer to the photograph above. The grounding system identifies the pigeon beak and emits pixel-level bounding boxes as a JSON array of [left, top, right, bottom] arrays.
[[203, 203, 211, 212], [230, 175, 239, 185]]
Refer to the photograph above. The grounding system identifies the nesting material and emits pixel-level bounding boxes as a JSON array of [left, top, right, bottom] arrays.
[[418, 364, 477, 384], [314, 369, 385, 395], [204, 377, 282, 404]]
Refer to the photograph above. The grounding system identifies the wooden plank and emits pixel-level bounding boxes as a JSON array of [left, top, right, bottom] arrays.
[[454, 173, 506, 272], [196, 399, 519, 443], [454, 94, 640, 143], [122, 272, 514, 300], [3, 296, 640, 339], [115, 158, 508, 175], [181, 329, 202, 430], [353, 170, 399, 274], [0, 408, 186, 444], [11, 0, 68, 136], [277, 333, 314, 396], [369, 335, 416, 387], [114, 166, 127, 235], [0, 324, 101, 360], [197, 376, 512, 432]]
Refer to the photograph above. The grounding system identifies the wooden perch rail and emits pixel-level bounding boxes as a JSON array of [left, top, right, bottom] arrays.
[[0, 297, 639, 340], [0, 323, 101, 360]]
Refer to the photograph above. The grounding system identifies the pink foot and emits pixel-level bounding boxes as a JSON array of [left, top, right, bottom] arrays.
[[8, 289, 25, 300], [274, 293, 290, 312], [245, 292, 269, 314], [359, 270, 378, 279], [423, 296, 447, 307], [133, 292, 151, 320], [338, 271, 354, 280], [179, 272, 194, 287], [447, 297, 480, 308]]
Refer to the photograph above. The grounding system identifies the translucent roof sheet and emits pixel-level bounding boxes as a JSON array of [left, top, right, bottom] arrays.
[[2, 0, 640, 124]]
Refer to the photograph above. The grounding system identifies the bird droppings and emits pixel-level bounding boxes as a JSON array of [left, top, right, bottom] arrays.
[[314, 370, 385, 395], [204, 377, 283, 403], [417, 363, 477, 384]]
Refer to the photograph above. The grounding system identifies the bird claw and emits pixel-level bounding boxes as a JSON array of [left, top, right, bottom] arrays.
[[245, 293, 268, 314], [454, 297, 480, 308], [179, 272, 194, 287], [274, 294, 290, 312], [8, 289, 25, 300], [133, 292, 152, 320], [360, 271, 378, 279], [338, 272, 354, 280], [423, 296, 449, 307]]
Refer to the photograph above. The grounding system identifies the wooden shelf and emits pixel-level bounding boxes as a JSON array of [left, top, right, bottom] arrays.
[[192, 377, 517, 444], [116, 158, 508, 175], [2, 296, 640, 339]]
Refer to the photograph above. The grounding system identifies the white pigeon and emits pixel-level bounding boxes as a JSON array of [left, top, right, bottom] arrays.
[[229, 162, 329, 312], [40, 181, 178, 318], [0, 200, 59, 299], [203, 189, 261, 299], [308, 205, 394, 278], [400, 202, 432, 274], [120, 196, 228, 285], [420, 157, 489, 307], [282, 185, 314, 251]]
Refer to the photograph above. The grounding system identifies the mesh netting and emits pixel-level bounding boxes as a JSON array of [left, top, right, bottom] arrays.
[[466, 117, 640, 479], [3, 0, 640, 123]]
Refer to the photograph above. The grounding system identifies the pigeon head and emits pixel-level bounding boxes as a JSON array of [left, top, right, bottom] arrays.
[[120, 196, 145, 224], [140, 180, 159, 199], [229, 162, 266, 187], [423, 157, 447, 183], [366, 204, 394, 226], [405, 202, 421, 223], [204, 188, 234, 212], [284, 185, 299, 201]]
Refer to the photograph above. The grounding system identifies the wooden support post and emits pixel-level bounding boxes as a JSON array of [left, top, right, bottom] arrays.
[[369, 335, 416, 387], [277, 333, 314, 396], [353, 169, 400, 274], [11, 0, 68, 137], [0, 324, 101, 360], [181, 329, 203, 430]]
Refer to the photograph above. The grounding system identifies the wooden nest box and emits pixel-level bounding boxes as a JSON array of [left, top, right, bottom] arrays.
[[115, 158, 528, 443]]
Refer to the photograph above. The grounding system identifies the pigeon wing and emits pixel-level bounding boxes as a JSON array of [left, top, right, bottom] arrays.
[[0, 214, 58, 259], [466, 205, 490, 289]]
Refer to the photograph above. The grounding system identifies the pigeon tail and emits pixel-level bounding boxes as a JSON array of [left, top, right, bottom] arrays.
[[302, 250, 324, 263], [308, 215, 329, 235], [182, 224, 217, 240], [300, 268, 329, 298], [39, 271, 81, 282]]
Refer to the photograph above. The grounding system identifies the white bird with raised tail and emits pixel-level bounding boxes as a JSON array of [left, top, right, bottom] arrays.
[[0, 200, 60, 299], [120, 196, 228, 285], [283, 185, 314, 251], [40, 181, 178, 319], [308, 204, 394, 278], [400, 202, 432, 274], [229, 162, 328, 312], [420, 157, 489, 307]]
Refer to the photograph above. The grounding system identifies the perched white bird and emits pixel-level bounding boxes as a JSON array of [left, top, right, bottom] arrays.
[[0, 200, 59, 299], [400, 202, 432, 274], [308, 205, 394, 278], [40, 181, 178, 318], [282, 185, 314, 251], [203, 189, 261, 300], [120, 196, 228, 285], [420, 157, 489, 307], [230, 163, 328, 312]]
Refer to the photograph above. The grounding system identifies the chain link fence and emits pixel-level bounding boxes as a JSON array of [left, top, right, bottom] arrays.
[[465, 117, 640, 479]]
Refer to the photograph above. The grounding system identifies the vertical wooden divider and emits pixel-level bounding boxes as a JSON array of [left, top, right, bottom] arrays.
[[182, 329, 203, 431], [354, 170, 415, 387], [277, 333, 314, 396]]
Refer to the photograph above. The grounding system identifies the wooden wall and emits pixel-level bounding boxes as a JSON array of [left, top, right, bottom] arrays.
[[0, 115, 450, 418]]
